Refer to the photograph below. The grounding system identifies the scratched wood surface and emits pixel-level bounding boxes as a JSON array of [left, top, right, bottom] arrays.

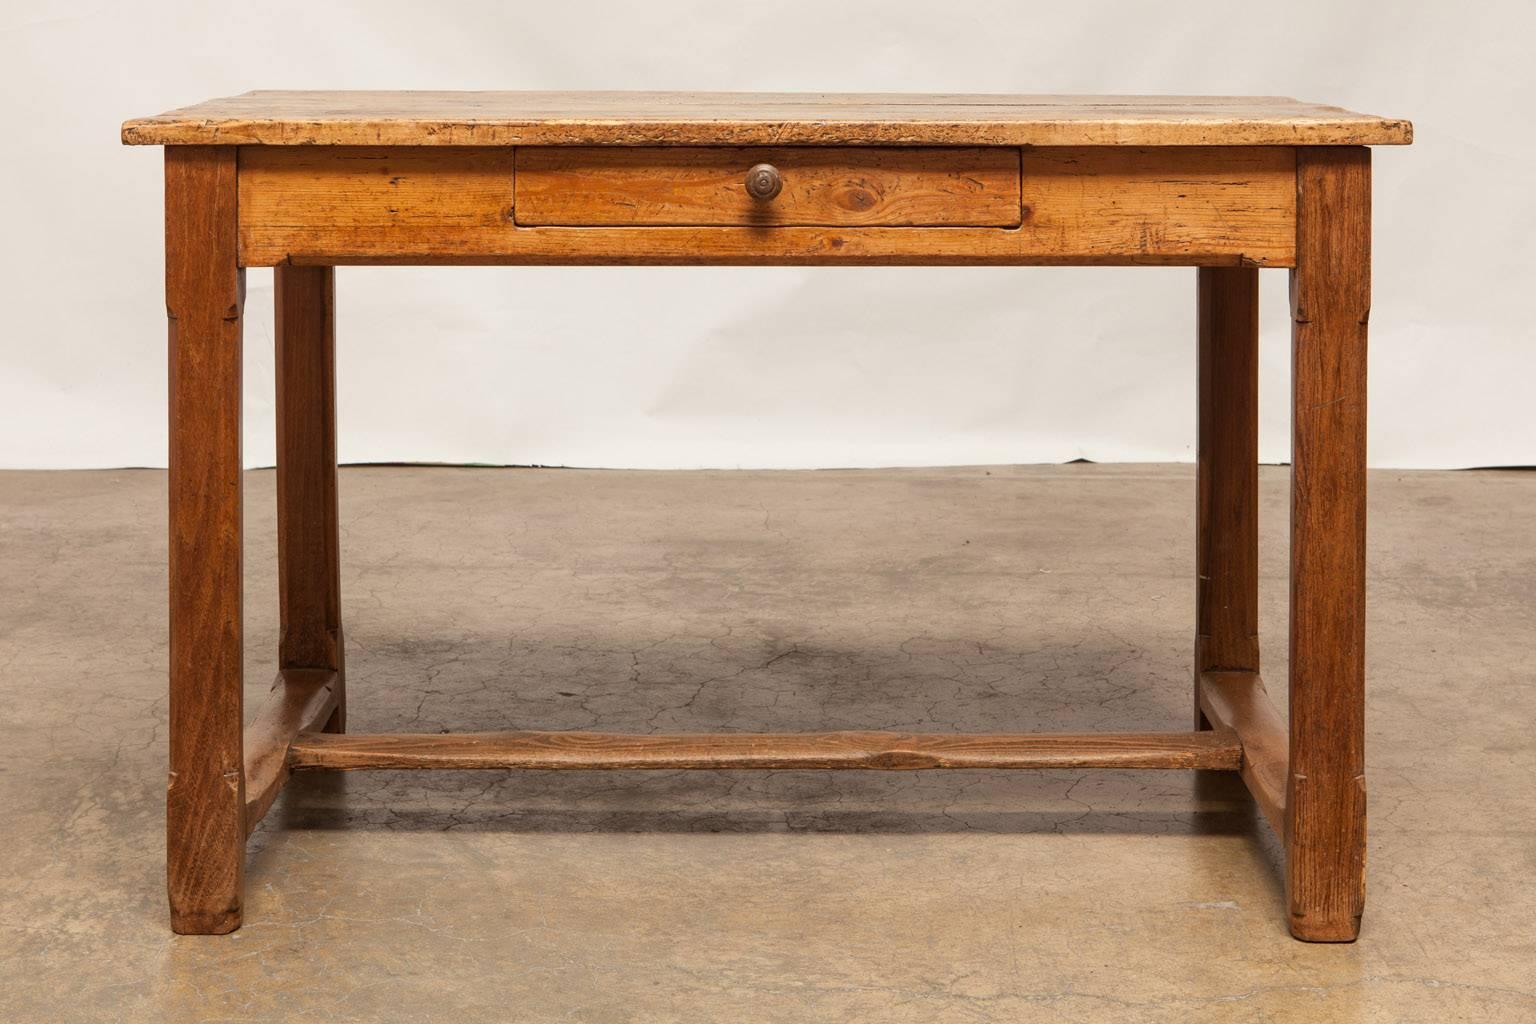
[[236, 145, 1296, 266], [514, 146, 1021, 227], [123, 92, 1412, 147], [239, 146, 514, 243], [1019, 148, 1294, 262]]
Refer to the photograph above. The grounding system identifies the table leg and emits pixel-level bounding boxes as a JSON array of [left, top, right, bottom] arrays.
[[1287, 146, 1370, 941], [276, 265, 345, 731], [165, 146, 246, 934], [1195, 265, 1260, 725]]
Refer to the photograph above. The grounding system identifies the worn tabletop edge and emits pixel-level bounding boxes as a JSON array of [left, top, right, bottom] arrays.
[[120, 91, 1414, 146]]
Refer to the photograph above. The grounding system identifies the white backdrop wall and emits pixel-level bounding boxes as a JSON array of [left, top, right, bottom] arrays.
[[3, 1, 1530, 470]]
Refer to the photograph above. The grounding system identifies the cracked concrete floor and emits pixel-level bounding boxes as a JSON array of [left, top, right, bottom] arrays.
[[1, 464, 1533, 1022]]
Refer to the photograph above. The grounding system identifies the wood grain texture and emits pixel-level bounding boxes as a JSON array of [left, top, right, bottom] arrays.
[[287, 730, 1242, 772], [275, 265, 345, 732], [1020, 148, 1294, 269], [237, 146, 1295, 267], [242, 670, 340, 834], [1287, 146, 1370, 943], [122, 91, 1412, 147], [514, 147, 1021, 227], [165, 146, 246, 935], [1196, 672, 1287, 835], [1195, 265, 1261, 701], [239, 146, 514, 257]]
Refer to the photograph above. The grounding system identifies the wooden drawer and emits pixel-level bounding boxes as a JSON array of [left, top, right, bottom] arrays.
[[512, 147, 1023, 228]]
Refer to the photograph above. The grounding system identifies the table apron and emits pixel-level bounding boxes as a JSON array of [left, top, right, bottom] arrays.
[[234, 145, 1298, 267]]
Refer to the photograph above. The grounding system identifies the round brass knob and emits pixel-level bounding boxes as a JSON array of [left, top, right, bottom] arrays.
[[744, 163, 783, 201]]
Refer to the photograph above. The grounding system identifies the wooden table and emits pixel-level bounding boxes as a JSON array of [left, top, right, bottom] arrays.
[[122, 92, 1412, 941]]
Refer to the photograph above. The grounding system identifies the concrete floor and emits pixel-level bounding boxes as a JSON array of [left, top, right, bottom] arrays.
[[1, 464, 1533, 1022]]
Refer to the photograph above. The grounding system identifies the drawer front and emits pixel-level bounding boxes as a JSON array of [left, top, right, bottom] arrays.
[[513, 147, 1023, 228]]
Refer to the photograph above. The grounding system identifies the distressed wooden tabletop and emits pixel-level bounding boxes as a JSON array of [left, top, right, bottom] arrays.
[[122, 91, 1412, 147]]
